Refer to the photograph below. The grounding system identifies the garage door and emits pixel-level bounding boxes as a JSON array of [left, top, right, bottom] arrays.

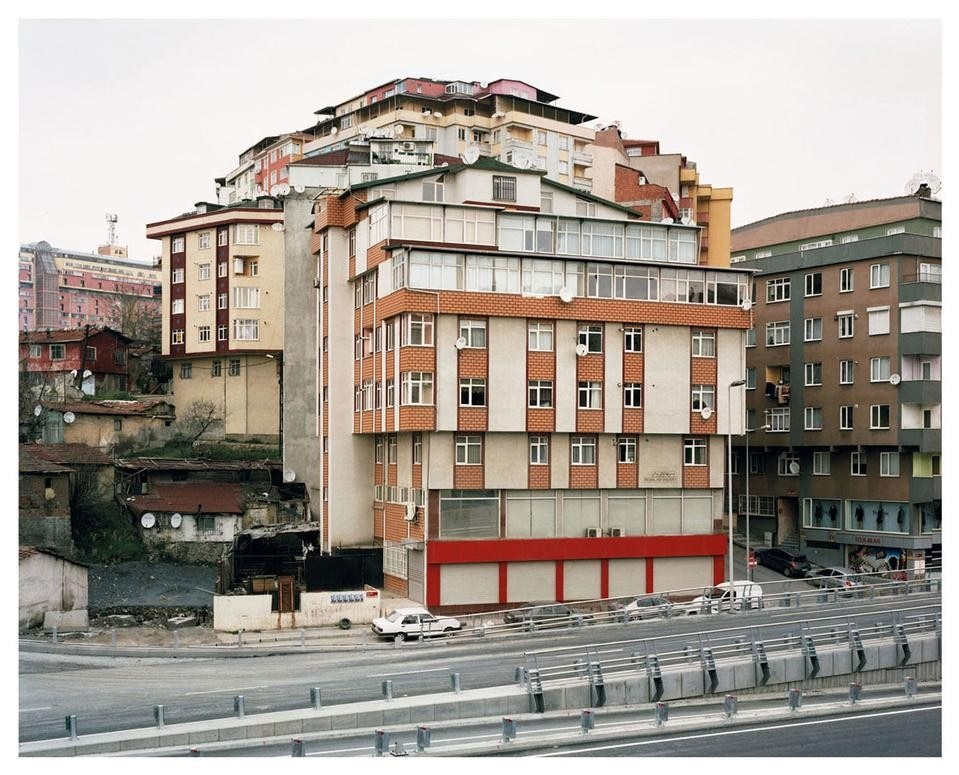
[[608, 558, 647, 598], [506, 561, 555, 602], [407, 549, 424, 603], [439, 563, 499, 606], [652, 556, 713, 595], [563, 560, 601, 601]]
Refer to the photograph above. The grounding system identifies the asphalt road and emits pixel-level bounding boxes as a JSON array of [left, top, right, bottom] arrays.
[[19, 592, 940, 742]]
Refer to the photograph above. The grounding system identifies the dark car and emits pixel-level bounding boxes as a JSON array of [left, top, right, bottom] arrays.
[[754, 546, 812, 577], [503, 602, 577, 626]]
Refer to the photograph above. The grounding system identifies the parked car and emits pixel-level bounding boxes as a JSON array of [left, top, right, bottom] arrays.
[[805, 567, 864, 591], [754, 546, 812, 577], [370, 607, 462, 640], [503, 602, 579, 627], [611, 595, 673, 621], [683, 581, 764, 615]]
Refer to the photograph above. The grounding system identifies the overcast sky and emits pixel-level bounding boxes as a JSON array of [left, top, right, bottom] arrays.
[[19, 17, 941, 261]]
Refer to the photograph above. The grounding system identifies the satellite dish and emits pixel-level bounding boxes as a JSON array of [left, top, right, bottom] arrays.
[[433, 111, 443, 118], [278, 183, 291, 196], [272, 222, 285, 231], [82, 370, 92, 378], [660, 217, 674, 224], [789, 461, 800, 475], [700, 407, 713, 421], [741, 299, 753, 312], [559, 287, 574, 303], [904, 170, 941, 196], [681, 216, 692, 225], [140, 513, 156, 529], [889, 374, 901, 385], [329, 126, 338, 135], [461, 144, 480, 165], [454, 337, 468, 350], [294, 185, 306, 193], [283, 469, 296, 483], [575, 343, 588, 357], [33, 404, 42, 417], [394, 124, 404, 135], [170, 513, 182, 529], [63, 411, 76, 424], [70, 369, 78, 378]]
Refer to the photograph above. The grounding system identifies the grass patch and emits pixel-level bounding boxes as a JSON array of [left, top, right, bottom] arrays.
[[72, 499, 147, 564], [132, 441, 279, 461]]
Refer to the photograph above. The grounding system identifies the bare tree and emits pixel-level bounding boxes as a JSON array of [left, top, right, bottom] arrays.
[[175, 399, 223, 443]]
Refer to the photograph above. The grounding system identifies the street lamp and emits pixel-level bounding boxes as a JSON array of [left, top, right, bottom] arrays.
[[744, 423, 770, 581], [727, 379, 746, 585]]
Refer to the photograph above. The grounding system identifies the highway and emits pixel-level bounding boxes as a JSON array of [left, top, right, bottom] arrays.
[[19, 589, 940, 743]]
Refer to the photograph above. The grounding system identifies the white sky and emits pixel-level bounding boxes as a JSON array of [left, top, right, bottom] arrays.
[[17, 15, 942, 262]]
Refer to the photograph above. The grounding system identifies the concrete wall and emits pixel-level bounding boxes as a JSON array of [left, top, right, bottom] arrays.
[[644, 325, 691, 433], [488, 318, 526, 431], [19, 552, 88, 630], [19, 471, 74, 554], [213, 589, 381, 632]]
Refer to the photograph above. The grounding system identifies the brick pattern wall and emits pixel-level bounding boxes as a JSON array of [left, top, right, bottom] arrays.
[[457, 340, 488, 431], [576, 347, 605, 433]]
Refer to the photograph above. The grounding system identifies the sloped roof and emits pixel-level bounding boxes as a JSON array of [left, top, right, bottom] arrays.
[[19, 545, 89, 566], [124, 481, 248, 516], [41, 399, 175, 418], [115, 457, 280, 471], [345, 155, 543, 193], [20, 327, 131, 345], [19, 446, 73, 474], [23, 443, 113, 466]]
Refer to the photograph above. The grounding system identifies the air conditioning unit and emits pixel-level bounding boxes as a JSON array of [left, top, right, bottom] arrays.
[[608, 527, 626, 537], [402, 142, 414, 150], [404, 503, 417, 522], [585, 527, 602, 538], [233, 258, 245, 274]]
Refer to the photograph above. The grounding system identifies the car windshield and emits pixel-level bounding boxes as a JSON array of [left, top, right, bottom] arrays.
[[385, 610, 411, 623], [703, 587, 727, 599]]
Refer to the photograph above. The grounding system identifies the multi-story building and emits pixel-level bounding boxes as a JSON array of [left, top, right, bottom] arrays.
[[730, 192, 941, 576], [216, 132, 312, 205], [145, 200, 285, 441], [19, 241, 161, 334], [283, 155, 750, 608], [19, 326, 133, 398]]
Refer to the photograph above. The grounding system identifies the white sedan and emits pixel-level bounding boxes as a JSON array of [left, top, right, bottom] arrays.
[[370, 607, 462, 640]]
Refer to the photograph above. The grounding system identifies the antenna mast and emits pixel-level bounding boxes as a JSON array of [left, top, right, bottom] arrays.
[[105, 213, 118, 245]]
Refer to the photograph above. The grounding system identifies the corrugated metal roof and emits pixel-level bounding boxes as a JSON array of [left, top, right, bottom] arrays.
[[41, 399, 175, 417], [19, 447, 74, 474], [115, 458, 280, 471], [19, 326, 131, 344], [23, 443, 113, 465], [125, 481, 248, 516]]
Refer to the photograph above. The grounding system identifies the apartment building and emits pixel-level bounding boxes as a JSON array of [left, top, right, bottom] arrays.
[[145, 200, 285, 441], [19, 326, 133, 398], [19, 241, 161, 334], [731, 192, 941, 575], [216, 132, 312, 205], [284, 155, 751, 609]]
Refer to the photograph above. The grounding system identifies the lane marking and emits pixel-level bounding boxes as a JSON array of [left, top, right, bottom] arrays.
[[367, 667, 450, 677], [529, 705, 942, 756], [184, 685, 269, 696], [19, 707, 52, 712]]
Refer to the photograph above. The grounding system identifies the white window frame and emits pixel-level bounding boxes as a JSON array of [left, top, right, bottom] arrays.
[[577, 324, 603, 353], [570, 436, 596, 465], [691, 384, 715, 412], [804, 362, 822, 386], [838, 312, 855, 339], [870, 263, 890, 288], [851, 451, 867, 477], [459, 318, 487, 348], [840, 405, 854, 430], [232, 287, 261, 309], [868, 307, 890, 336], [171, 330, 185, 345], [804, 317, 822, 342], [880, 451, 900, 477], [778, 452, 800, 476], [459, 378, 487, 407], [804, 406, 823, 430], [198, 232, 211, 250], [171, 236, 185, 253], [623, 383, 643, 408], [529, 435, 549, 465], [870, 404, 890, 430], [766, 321, 790, 347], [617, 437, 637, 463], [623, 327, 642, 352], [840, 360, 855, 384], [403, 313, 434, 346], [870, 356, 891, 382], [528, 321, 554, 351], [232, 318, 259, 341], [402, 372, 434, 405], [234, 224, 259, 245], [683, 438, 707, 466], [766, 407, 790, 432], [172, 268, 184, 284], [812, 451, 831, 475], [840, 267, 854, 292], [528, 380, 554, 408], [198, 263, 211, 280], [765, 277, 790, 303], [171, 298, 184, 314], [691, 330, 716, 357], [578, 381, 603, 410], [804, 272, 822, 297], [455, 434, 483, 465], [197, 326, 211, 343]]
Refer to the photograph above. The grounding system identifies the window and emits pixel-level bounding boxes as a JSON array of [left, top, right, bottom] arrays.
[[228, 359, 241, 376], [198, 232, 211, 249], [684, 438, 707, 466], [559, 135, 569, 151], [749, 452, 767, 475], [180, 363, 192, 379], [171, 330, 185, 345], [171, 298, 184, 314], [766, 321, 790, 346], [804, 362, 822, 386], [412, 434, 422, 465], [529, 436, 549, 465], [402, 372, 434, 405], [211, 360, 221, 377], [198, 326, 211, 343], [870, 357, 891, 382], [558, 160, 569, 175], [840, 405, 854, 430], [804, 407, 823, 430], [492, 175, 517, 202], [172, 268, 184, 284], [455, 435, 482, 465], [578, 381, 602, 409], [623, 383, 643, 408], [691, 330, 716, 357], [851, 452, 867, 476], [233, 287, 261, 309], [84, 346, 97, 360], [528, 322, 554, 351], [870, 404, 890, 429], [870, 263, 890, 288], [617, 437, 637, 463], [868, 308, 890, 335], [403, 313, 434, 346], [248, 261, 259, 277], [528, 380, 553, 408], [422, 177, 444, 203], [766, 277, 790, 303], [578, 324, 603, 353], [745, 367, 757, 390], [745, 328, 756, 348], [459, 319, 487, 348], [234, 224, 259, 245], [540, 191, 553, 214], [804, 318, 823, 342], [388, 435, 398, 464], [805, 272, 822, 297], [813, 451, 831, 475], [232, 319, 259, 340], [766, 407, 790, 432], [217, 325, 228, 341], [838, 313, 854, 338], [886, 226, 905, 236], [459, 378, 486, 407], [840, 360, 855, 384], [29, 344, 41, 358], [800, 239, 833, 251], [114, 418, 123, 431], [171, 236, 185, 253], [840, 267, 854, 292], [198, 263, 211, 280], [778, 452, 800, 476], [880, 451, 900, 477], [198, 294, 211, 311], [841, 234, 859, 244], [691, 384, 715, 411], [217, 292, 228, 309], [623, 327, 642, 352], [217, 230, 228, 247], [571, 436, 596, 465], [374, 437, 384, 464]]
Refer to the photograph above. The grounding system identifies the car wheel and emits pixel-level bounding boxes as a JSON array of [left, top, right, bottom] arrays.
[[783, 566, 791, 578], [443, 627, 455, 634], [396, 632, 407, 642]]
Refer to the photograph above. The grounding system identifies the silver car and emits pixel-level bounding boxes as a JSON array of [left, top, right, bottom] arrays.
[[806, 567, 863, 591]]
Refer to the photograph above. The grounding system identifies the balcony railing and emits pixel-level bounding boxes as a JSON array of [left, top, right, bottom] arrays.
[[902, 272, 941, 284]]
